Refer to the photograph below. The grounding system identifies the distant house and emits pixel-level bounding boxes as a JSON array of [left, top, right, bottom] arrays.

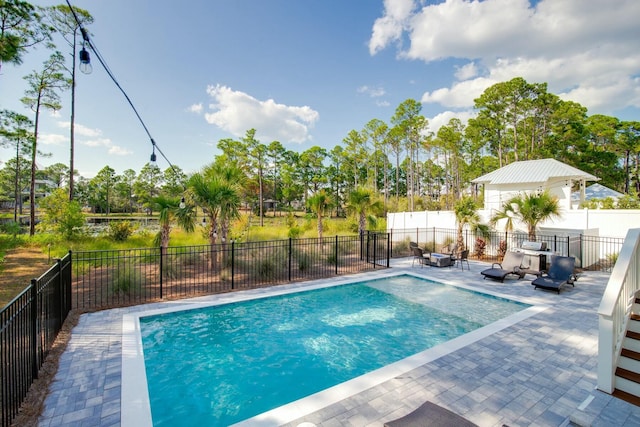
[[20, 179, 56, 204], [571, 183, 623, 204], [471, 159, 599, 212]]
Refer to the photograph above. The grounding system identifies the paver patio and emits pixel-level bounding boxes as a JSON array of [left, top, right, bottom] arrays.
[[38, 257, 640, 426]]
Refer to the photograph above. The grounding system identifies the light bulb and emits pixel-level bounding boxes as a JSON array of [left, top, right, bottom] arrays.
[[79, 48, 92, 74]]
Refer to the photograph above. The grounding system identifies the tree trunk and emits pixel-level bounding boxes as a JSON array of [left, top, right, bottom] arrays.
[[30, 98, 42, 236]]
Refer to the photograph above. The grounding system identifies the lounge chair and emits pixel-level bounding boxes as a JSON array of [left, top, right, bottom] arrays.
[[531, 256, 576, 294], [384, 401, 478, 427], [480, 251, 525, 282]]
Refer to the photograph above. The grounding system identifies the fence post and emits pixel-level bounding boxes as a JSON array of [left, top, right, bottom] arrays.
[[389, 229, 393, 257], [159, 248, 164, 299], [288, 238, 292, 281], [366, 231, 370, 264], [335, 235, 339, 275], [373, 233, 377, 269], [387, 233, 391, 268], [30, 278, 39, 379], [67, 251, 73, 313], [567, 236, 570, 258], [580, 234, 583, 264], [56, 258, 63, 331], [231, 241, 235, 290], [554, 235, 557, 252]]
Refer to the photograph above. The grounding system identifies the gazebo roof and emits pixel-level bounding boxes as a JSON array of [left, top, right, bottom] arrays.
[[471, 159, 599, 185]]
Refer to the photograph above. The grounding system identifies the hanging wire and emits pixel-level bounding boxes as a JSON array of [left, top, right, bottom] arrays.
[[64, 0, 184, 185]]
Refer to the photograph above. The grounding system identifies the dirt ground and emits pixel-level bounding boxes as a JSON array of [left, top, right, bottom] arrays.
[[0, 247, 50, 307], [1, 248, 78, 427]]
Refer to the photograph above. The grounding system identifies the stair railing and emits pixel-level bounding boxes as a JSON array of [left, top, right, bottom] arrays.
[[598, 228, 640, 393]]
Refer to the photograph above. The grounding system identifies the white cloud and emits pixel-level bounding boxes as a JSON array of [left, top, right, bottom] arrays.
[[454, 62, 478, 81], [203, 84, 319, 143], [108, 145, 133, 156], [188, 103, 203, 114], [39, 133, 67, 146], [427, 110, 476, 135], [371, 0, 640, 115], [422, 77, 494, 108], [83, 137, 112, 148], [368, 0, 415, 55], [57, 121, 102, 138], [357, 85, 386, 98], [54, 121, 132, 156]]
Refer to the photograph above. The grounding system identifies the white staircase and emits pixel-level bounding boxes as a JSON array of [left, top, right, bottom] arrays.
[[613, 300, 640, 405]]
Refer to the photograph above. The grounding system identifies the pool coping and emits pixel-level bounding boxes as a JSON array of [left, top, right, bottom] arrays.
[[121, 270, 547, 427]]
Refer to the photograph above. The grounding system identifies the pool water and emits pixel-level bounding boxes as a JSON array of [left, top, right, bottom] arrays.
[[139, 275, 529, 426]]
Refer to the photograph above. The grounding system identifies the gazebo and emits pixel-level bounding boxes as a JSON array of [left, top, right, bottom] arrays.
[[472, 158, 599, 212]]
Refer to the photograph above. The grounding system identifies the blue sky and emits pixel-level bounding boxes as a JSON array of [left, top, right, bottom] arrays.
[[1, 0, 639, 178]]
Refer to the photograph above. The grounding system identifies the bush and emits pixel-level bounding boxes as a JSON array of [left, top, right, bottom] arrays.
[[111, 264, 143, 295], [498, 239, 507, 260], [0, 220, 22, 237], [257, 258, 277, 280], [288, 226, 301, 238], [474, 237, 487, 258], [297, 251, 310, 271], [37, 189, 85, 239], [108, 221, 135, 242]]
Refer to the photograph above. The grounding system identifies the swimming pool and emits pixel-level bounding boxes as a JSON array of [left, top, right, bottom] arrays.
[[121, 271, 543, 426]]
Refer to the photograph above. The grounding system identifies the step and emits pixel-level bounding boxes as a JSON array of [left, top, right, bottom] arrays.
[[628, 318, 640, 334], [623, 336, 640, 353], [619, 354, 640, 373], [628, 330, 640, 341], [612, 388, 640, 407], [615, 372, 640, 397]]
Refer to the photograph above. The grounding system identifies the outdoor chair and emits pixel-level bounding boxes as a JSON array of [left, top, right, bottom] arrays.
[[480, 251, 525, 282], [411, 247, 430, 267], [384, 401, 478, 427], [452, 249, 470, 270], [531, 256, 576, 294]]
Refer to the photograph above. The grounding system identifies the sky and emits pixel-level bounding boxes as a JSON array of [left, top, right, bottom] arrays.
[[1, 0, 639, 179]]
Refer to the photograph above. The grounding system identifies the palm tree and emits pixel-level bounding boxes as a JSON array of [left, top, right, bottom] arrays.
[[306, 190, 333, 240], [490, 190, 561, 241], [152, 196, 195, 256], [346, 188, 382, 236], [189, 170, 240, 268], [454, 196, 489, 257]]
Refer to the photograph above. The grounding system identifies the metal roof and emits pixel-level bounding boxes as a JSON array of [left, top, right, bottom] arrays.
[[471, 159, 599, 185], [571, 183, 623, 201]]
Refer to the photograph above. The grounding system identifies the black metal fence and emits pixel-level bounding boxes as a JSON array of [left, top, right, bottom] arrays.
[[388, 227, 624, 272], [0, 232, 388, 426], [0, 227, 622, 426], [0, 253, 72, 427], [72, 232, 389, 310]]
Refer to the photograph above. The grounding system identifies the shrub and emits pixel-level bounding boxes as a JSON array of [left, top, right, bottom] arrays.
[[111, 264, 143, 295], [257, 258, 277, 280], [297, 252, 310, 271], [498, 239, 507, 260], [474, 237, 486, 259], [37, 189, 85, 239], [288, 226, 301, 239], [108, 221, 135, 242], [0, 221, 22, 237]]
